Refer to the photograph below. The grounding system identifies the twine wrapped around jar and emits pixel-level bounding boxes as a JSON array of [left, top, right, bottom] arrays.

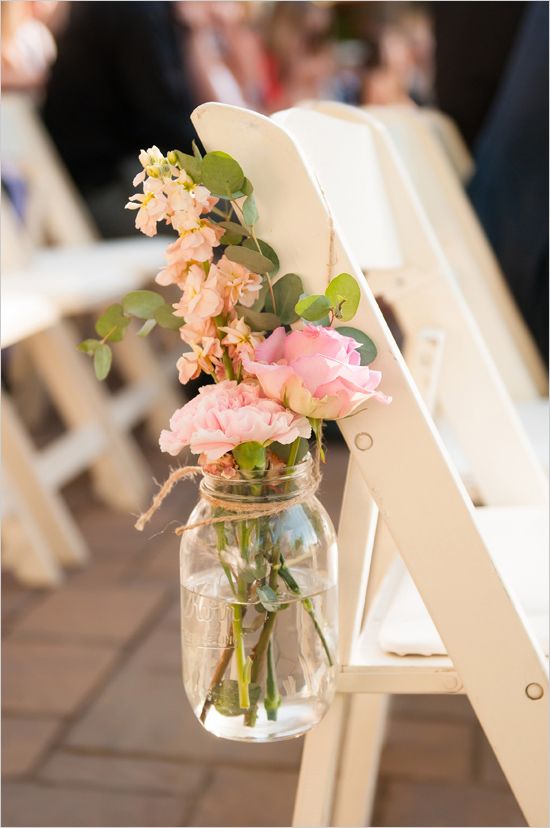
[[134, 454, 322, 536]]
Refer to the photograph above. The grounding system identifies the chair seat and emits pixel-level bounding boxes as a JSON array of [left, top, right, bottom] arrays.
[[3, 237, 167, 314], [1, 292, 59, 348], [437, 398, 549, 476], [378, 506, 549, 657]]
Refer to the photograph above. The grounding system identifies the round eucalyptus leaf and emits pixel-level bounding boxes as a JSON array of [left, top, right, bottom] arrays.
[[201, 151, 244, 197], [325, 272, 361, 322]]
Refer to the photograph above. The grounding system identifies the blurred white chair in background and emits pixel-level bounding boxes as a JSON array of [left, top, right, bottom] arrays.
[[420, 107, 475, 184], [1, 92, 182, 447], [194, 102, 548, 828], [2, 292, 89, 586]]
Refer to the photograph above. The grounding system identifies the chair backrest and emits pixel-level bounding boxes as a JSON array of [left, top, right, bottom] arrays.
[[419, 107, 474, 184], [366, 104, 548, 398], [300, 100, 547, 400], [1, 93, 97, 247], [271, 105, 546, 506]]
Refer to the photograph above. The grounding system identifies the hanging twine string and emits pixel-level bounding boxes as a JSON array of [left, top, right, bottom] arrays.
[[134, 452, 322, 536]]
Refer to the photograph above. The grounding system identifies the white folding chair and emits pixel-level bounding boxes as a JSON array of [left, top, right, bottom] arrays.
[[192, 102, 548, 828], [1, 92, 182, 447], [273, 106, 547, 506], [2, 293, 89, 586], [420, 107, 475, 185]]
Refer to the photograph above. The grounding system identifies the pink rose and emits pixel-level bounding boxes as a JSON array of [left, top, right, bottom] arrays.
[[242, 325, 391, 419], [159, 380, 311, 461]]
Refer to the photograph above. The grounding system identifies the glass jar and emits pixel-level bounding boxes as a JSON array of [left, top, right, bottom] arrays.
[[179, 457, 338, 742]]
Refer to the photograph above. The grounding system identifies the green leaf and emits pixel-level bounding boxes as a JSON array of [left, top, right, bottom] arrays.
[[242, 193, 258, 226], [192, 140, 203, 161], [167, 150, 201, 182], [220, 230, 243, 246], [233, 441, 266, 471], [264, 273, 303, 324], [242, 238, 279, 276], [336, 326, 378, 365], [325, 272, 360, 322], [258, 585, 281, 613], [242, 178, 254, 196], [93, 344, 112, 380], [154, 303, 184, 330], [77, 338, 101, 354], [211, 679, 261, 716], [201, 151, 244, 197], [295, 294, 332, 322], [95, 304, 129, 342], [219, 220, 251, 238], [137, 319, 157, 337], [269, 438, 309, 464], [237, 306, 280, 332], [250, 282, 268, 312], [278, 559, 301, 595], [122, 290, 165, 320], [225, 245, 275, 274]]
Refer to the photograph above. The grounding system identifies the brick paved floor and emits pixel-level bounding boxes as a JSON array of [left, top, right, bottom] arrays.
[[2, 436, 526, 827]]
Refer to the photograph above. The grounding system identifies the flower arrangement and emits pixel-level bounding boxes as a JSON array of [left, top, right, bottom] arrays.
[[80, 140, 390, 739]]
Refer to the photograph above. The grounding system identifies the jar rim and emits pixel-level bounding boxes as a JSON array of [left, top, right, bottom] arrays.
[[200, 454, 313, 503]]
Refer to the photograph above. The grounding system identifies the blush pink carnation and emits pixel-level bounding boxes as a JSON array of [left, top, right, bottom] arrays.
[[242, 325, 391, 419], [159, 381, 312, 461]]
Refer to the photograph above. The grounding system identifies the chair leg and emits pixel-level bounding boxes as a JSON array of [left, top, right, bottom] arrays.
[[2, 396, 87, 581], [293, 694, 347, 827], [24, 321, 151, 513], [332, 693, 389, 827]]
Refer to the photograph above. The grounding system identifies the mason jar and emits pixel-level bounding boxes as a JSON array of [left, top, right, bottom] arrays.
[[179, 457, 338, 742]]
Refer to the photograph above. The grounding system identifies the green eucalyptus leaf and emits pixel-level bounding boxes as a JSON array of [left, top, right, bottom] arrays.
[[201, 151, 244, 197], [242, 178, 254, 196], [122, 290, 164, 320], [237, 306, 280, 332], [250, 282, 268, 312], [94, 344, 112, 380], [192, 140, 203, 161], [154, 303, 184, 330], [220, 230, 243, 246], [95, 304, 129, 342], [77, 338, 101, 354], [336, 326, 378, 365], [211, 679, 261, 716], [295, 294, 332, 322], [168, 150, 201, 182], [264, 273, 303, 324], [242, 238, 279, 276], [137, 319, 157, 337], [242, 193, 258, 226], [258, 585, 281, 613], [325, 272, 360, 322], [225, 245, 274, 274], [219, 220, 251, 238]]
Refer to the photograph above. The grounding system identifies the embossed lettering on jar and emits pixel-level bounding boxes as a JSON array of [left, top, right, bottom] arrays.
[[179, 458, 338, 742]]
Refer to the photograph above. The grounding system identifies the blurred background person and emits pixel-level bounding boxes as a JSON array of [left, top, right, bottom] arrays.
[[1, 0, 63, 93], [41, 1, 199, 237]]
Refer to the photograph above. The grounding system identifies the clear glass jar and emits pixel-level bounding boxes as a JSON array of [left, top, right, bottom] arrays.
[[179, 457, 338, 742]]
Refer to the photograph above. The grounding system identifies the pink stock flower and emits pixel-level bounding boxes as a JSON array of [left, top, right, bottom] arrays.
[[172, 264, 224, 322], [125, 178, 168, 237], [212, 255, 263, 311], [164, 221, 223, 267], [176, 336, 223, 384], [179, 317, 217, 346], [132, 146, 166, 186], [219, 317, 264, 359], [243, 325, 391, 419], [159, 381, 311, 461]]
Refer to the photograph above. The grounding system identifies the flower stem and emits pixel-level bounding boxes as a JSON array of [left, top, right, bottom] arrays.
[[232, 600, 250, 709], [264, 637, 281, 721]]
